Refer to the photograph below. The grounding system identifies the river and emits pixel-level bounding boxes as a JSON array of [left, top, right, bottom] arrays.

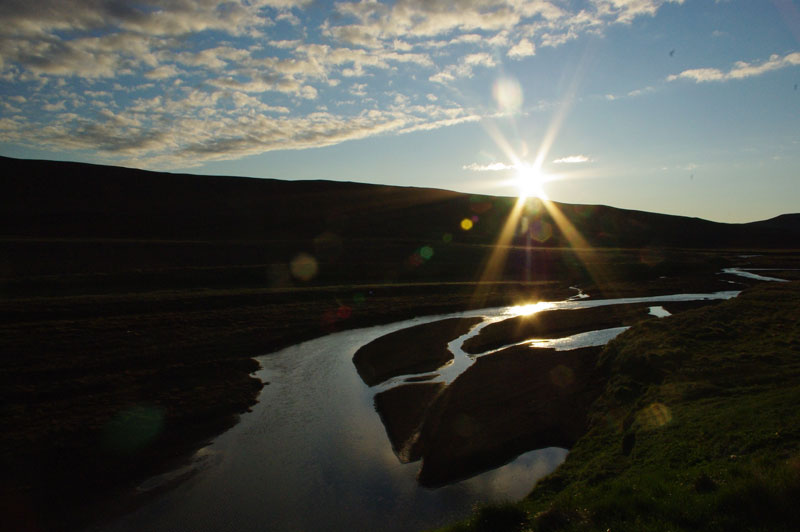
[[95, 289, 740, 532]]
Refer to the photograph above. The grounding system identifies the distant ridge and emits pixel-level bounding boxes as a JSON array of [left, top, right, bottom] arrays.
[[1, 155, 796, 247], [747, 213, 800, 232]]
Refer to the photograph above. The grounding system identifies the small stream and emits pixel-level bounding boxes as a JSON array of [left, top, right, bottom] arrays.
[[96, 288, 744, 532]]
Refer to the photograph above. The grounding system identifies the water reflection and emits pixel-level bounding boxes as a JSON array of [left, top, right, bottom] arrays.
[[98, 288, 741, 532], [722, 267, 789, 282], [649, 305, 671, 317], [100, 320, 569, 532], [505, 301, 556, 316]]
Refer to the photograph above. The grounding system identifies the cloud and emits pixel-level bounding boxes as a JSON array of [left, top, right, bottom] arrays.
[[0, 0, 691, 169], [627, 85, 655, 97], [350, 83, 367, 97], [668, 52, 800, 83], [430, 52, 496, 84], [463, 162, 516, 171], [553, 155, 592, 164], [0, 82, 481, 169], [145, 65, 180, 79], [42, 101, 66, 112], [508, 38, 536, 59], [592, 0, 685, 24]]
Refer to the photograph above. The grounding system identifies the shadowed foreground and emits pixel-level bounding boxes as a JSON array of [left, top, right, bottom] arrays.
[[3, 156, 799, 531], [416, 345, 604, 487]]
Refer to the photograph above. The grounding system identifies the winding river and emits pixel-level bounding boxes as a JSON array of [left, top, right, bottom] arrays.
[[96, 289, 742, 532]]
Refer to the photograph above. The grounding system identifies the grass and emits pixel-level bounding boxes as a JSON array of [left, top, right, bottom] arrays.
[[436, 280, 800, 532]]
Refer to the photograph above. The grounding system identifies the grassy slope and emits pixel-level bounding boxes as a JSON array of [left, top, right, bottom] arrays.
[[440, 281, 800, 532]]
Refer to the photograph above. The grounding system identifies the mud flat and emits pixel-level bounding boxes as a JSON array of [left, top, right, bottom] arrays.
[[423, 345, 603, 486], [352, 317, 483, 386], [370, 341, 604, 488], [374, 382, 445, 462]]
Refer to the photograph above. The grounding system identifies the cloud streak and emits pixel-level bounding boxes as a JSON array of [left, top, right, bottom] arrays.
[[463, 162, 516, 171], [553, 155, 592, 164], [668, 52, 800, 83]]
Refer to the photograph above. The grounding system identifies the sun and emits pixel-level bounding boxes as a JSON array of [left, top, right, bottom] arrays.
[[514, 162, 548, 200]]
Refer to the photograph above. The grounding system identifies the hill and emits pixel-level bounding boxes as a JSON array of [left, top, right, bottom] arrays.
[[1, 156, 797, 295], [2, 156, 796, 246]]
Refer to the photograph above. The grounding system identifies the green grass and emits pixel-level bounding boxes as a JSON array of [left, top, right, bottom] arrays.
[[437, 281, 800, 532]]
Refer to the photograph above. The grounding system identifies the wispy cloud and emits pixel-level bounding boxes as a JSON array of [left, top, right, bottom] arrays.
[[507, 39, 535, 59], [603, 85, 656, 101], [668, 52, 800, 83], [553, 155, 592, 164], [593, 0, 685, 24], [430, 53, 496, 84], [463, 162, 516, 172]]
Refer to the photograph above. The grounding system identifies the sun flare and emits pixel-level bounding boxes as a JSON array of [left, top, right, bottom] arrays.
[[514, 163, 548, 200]]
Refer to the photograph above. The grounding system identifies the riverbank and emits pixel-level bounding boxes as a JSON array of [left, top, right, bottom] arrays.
[[437, 280, 800, 531]]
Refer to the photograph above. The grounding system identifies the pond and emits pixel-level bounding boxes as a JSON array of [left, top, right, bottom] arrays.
[[96, 289, 739, 532]]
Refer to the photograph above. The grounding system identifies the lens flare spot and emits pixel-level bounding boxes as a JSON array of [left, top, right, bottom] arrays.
[[408, 253, 424, 267], [419, 246, 434, 260], [636, 402, 672, 429], [460, 218, 474, 231], [102, 405, 165, 454], [492, 77, 523, 114], [469, 198, 493, 214], [313, 231, 343, 261], [442, 232, 453, 243], [524, 197, 544, 215], [549, 365, 575, 388], [531, 220, 553, 243], [640, 247, 665, 266], [520, 216, 530, 234], [290, 253, 318, 281]]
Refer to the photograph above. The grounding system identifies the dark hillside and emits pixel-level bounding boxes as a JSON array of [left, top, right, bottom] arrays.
[[746, 213, 800, 232], [1, 156, 798, 295], [3, 156, 795, 247]]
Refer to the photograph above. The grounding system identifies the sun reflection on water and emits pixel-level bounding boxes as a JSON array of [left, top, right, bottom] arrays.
[[504, 301, 556, 317]]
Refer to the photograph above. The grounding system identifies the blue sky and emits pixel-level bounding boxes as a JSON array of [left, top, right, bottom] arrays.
[[1, 0, 798, 222]]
